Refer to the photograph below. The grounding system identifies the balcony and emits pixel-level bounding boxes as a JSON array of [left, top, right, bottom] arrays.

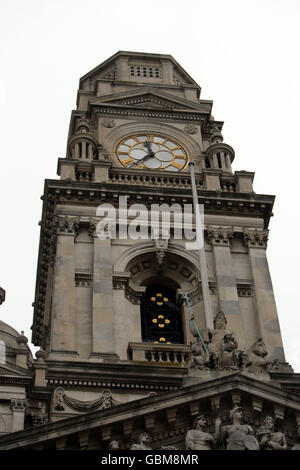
[[128, 342, 190, 367]]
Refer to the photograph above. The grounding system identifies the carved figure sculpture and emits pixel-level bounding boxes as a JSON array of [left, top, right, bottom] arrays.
[[207, 311, 233, 355], [130, 432, 152, 450], [108, 440, 120, 450], [188, 340, 209, 369], [186, 415, 216, 450], [244, 338, 271, 374], [291, 424, 300, 450], [214, 333, 240, 370], [215, 406, 259, 450], [256, 416, 287, 450]]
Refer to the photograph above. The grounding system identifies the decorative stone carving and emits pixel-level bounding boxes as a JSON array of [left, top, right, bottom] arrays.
[[188, 340, 209, 370], [184, 124, 198, 134], [243, 229, 269, 249], [256, 416, 287, 450], [54, 387, 65, 411], [215, 406, 259, 450], [185, 415, 216, 450], [214, 333, 240, 371], [243, 338, 271, 374], [108, 440, 120, 450], [154, 239, 169, 272], [76, 116, 90, 132], [207, 311, 235, 356], [54, 216, 80, 237], [129, 432, 152, 450], [207, 226, 234, 246], [210, 124, 224, 143], [54, 388, 119, 412], [102, 118, 115, 128]]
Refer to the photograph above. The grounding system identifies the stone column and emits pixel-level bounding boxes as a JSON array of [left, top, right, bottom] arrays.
[[207, 227, 245, 347], [50, 216, 79, 355], [243, 229, 285, 361], [10, 399, 26, 432], [90, 220, 117, 359]]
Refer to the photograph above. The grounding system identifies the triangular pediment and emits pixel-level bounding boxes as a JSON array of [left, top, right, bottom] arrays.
[[90, 89, 212, 114], [0, 373, 299, 450]]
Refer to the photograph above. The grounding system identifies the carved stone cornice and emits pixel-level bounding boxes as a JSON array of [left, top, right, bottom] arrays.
[[95, 106, 206, 123], [112, 274, 145, 304], [207, 226, 234, 246], [243, 229, 269, 249]]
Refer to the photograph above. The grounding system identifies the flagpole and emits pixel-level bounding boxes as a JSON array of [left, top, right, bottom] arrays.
[[188, 162, 214, 330]]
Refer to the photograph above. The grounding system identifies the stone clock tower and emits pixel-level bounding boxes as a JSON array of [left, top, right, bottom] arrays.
[[0, 51, 300, 451]]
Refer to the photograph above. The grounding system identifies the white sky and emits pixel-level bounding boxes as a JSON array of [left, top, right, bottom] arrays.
[[0, 0, 300, 371]]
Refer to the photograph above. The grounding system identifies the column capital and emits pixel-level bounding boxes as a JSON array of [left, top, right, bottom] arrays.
[[207, 226, 234, 246], [243, 228, 269, 249], [54, 215, 80, 237]]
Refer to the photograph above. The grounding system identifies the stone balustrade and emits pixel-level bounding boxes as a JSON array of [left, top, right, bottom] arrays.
[[108, 169, 204, 190], [58, 158, 254, 193], [128, 342, 190, 366]]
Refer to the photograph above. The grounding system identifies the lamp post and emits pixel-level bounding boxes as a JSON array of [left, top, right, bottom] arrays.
[[188, 162, 213, 330]]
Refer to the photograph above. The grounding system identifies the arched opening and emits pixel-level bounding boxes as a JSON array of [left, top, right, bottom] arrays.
[[140, 280, 184, 345]]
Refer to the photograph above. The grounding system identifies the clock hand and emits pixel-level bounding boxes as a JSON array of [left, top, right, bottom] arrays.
[[144, 140, 154, 157], [128, 145, 155, 168], [128, 153, 152, 168]]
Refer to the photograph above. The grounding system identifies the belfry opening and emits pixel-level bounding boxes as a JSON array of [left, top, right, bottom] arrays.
[[141, 283, 184, 345]]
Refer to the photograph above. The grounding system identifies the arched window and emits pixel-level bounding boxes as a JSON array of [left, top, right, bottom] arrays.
[[140, 285, 184, 344]]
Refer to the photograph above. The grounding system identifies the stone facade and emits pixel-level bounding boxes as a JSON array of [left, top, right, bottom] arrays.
[[0, 52, 300, 450]]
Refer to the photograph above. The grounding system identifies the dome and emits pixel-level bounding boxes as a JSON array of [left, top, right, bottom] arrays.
[[0, 320, 33, 363]]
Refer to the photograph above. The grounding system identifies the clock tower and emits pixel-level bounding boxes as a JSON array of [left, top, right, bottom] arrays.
[[34, 50, 283, 365], [1, 51, 300, 451]]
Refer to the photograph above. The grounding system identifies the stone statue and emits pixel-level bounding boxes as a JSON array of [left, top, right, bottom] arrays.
[[207, 311, 234, 355], [256, 416, 287, 450], [214, 333, 240, 370], [188, 340, 209, 370], [215, 406, 259, 450], [108, 440, 120, 450], [130, 432, 152, 450], [291, 424, 300, 450], [244, 338, 271, 374], [185, 415, 216, 450]]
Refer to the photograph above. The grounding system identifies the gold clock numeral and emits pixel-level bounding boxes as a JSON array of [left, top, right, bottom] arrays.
[[169, 162, 183, 169], [120, 158, 134, 167]]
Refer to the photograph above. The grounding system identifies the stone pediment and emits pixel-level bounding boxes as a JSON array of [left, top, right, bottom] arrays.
[[0, 373, 299, 450], [90, 89, 211, 114]]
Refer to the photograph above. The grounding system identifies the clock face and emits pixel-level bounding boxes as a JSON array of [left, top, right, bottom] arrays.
[[115, 134, 189, 171]]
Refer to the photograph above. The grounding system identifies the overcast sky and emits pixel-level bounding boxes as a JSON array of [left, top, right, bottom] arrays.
[[0, 0, 300, 371]]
